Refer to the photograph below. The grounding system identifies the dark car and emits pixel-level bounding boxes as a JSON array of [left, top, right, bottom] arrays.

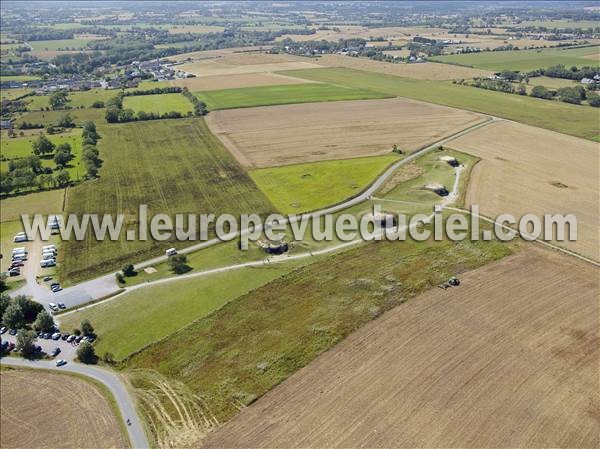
[[58, 302, 66, 309], [50, 347, 61, 357], [43, 276, 52, 282], [87, 335, 96, 343], [50, 282, 60, 288], [8, 329, 17, 336], [61, 333, 69, 341], [75, 336, 84, 343], [9, 270, 20, 277]]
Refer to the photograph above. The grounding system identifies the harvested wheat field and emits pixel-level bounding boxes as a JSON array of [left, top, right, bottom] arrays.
[[448, 120, 599, 261], [206, 97, 484, 168], [167, 46, 267, 63], [1, 368, 127, 449], [315, 54, 493, 80], [169, 72, 314, 91], [178, 52, 321, 77], [201, 246, 600, 448]]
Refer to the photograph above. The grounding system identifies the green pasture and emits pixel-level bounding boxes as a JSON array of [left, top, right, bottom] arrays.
[[430, 45, 600, 71], [250, 155, 400, 214], [194, 83, 390, 110], [122, 93, 193, 115]]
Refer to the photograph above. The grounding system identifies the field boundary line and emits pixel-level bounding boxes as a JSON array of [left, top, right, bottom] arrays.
[[444, 206, 600, 267]]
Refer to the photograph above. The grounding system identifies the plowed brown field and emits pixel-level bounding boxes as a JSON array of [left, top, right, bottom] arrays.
[[206, 97, 484, 168], [201, 246, 600, 448], [448, 120, 599, 261], [1, 368, 127, 449]]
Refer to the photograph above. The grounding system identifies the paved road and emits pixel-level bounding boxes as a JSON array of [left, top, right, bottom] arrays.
[[0, 356, 149, 449], [17, 117, 496, 312]]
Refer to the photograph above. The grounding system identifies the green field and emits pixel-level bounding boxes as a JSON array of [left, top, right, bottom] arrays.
[[0, 188, 65, 224], [59, 118, 275, 283], [1, 130, 84, 179], [122, 93, 193, 115], [28, 38, 93, 51], [0, 75, 40, 82], [127, 223, 513, 424], [15, 108, 106, 127], [430, 45, 600, 71], [0, 87, 32, 101], [193, 83, 391, 110], [283, 67, 600, 141], [511, 19, 600, 29], [60, 263, 301, 360], [250, 155, 400, 214], [26, 89, 118, 110]]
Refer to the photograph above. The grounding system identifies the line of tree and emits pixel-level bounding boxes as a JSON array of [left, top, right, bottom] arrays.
[[182, 87, 208, 116], [527, 64, 599, 81], [105, 92, 195, 122], [81, 121, 102, 178], [122, 86, 182, 96]]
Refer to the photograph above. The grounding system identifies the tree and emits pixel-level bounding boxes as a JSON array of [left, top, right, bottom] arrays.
[[0, 276, 7, 294], [54, 147, 73, 166], [168, 254, 191, 274], [54, 169, 71, 187], [530, 85, 553, 100], [13, 295, 43, 322], [58, 113, 74, 128], [587, 91, 600, 107], [16, 329, 37, 357], [2, 302, 23, 328], [34, 310, 55, 332], [116, 272, 125, 284], [557, 87, 581, 104], [77, 340, 97, 364], [0, 293, 11, 321], [32, 134, 55, 156], [91, 101, 104, 108], [81, 319, 94, 336], [49, 90, 69, 109], [82, 121, 100, 143]]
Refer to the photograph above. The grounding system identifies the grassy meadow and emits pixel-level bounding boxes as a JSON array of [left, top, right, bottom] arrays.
[[59, 118, 275, 283], [15, 108, 106, 127], [283, 67, 600, 141], [0, 130, 85, 180], [122, 93, 193, 115], [430, 45, 600, 71], [250, 154, 400, 214], [126, 224, 513, 424], [193, 83, 391, 110], [27, 38, 93, 51], [60, 263, 299, 360]]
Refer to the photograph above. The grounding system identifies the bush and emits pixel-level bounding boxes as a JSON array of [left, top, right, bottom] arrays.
[[168, 254, 191, 274], [530, 85, 554, 100], [33, 310, 55, 332], [122, 264, 136, 277], [81, 319, 95, 336]]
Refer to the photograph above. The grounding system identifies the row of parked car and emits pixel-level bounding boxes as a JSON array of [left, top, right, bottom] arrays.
[[36, 330, 95, 343], [40, 244, 57, 268], [9, 245, 27, 277]]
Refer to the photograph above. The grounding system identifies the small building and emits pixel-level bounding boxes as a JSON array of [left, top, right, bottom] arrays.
[[439, 155, 459, 167], [424, 183, 449, 197], [581, 78, 594, 85]]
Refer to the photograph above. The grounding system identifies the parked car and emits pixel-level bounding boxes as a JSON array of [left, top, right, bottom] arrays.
[[55, 359, 67, 367], [61, 333, 69, 340], [0, 327, 7, 334], [58, 302, 66, 309], [50, 282, 60, 288], [49, 303, 58, 311], [43, 333, 51, 339], [43, 276, 52, 282], [75, 336, 84, 343], [9, 269, 20, 277], [87, 335, 96, 343], [51, 333, 61, 340], [8, 329, 17, 336], [51, 285, 62, 293], [50, 347, 61, 357], [67, 335, 76, 343]]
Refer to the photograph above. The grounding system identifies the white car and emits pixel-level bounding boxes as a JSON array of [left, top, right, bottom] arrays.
[[55, 359, 67, 367]]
